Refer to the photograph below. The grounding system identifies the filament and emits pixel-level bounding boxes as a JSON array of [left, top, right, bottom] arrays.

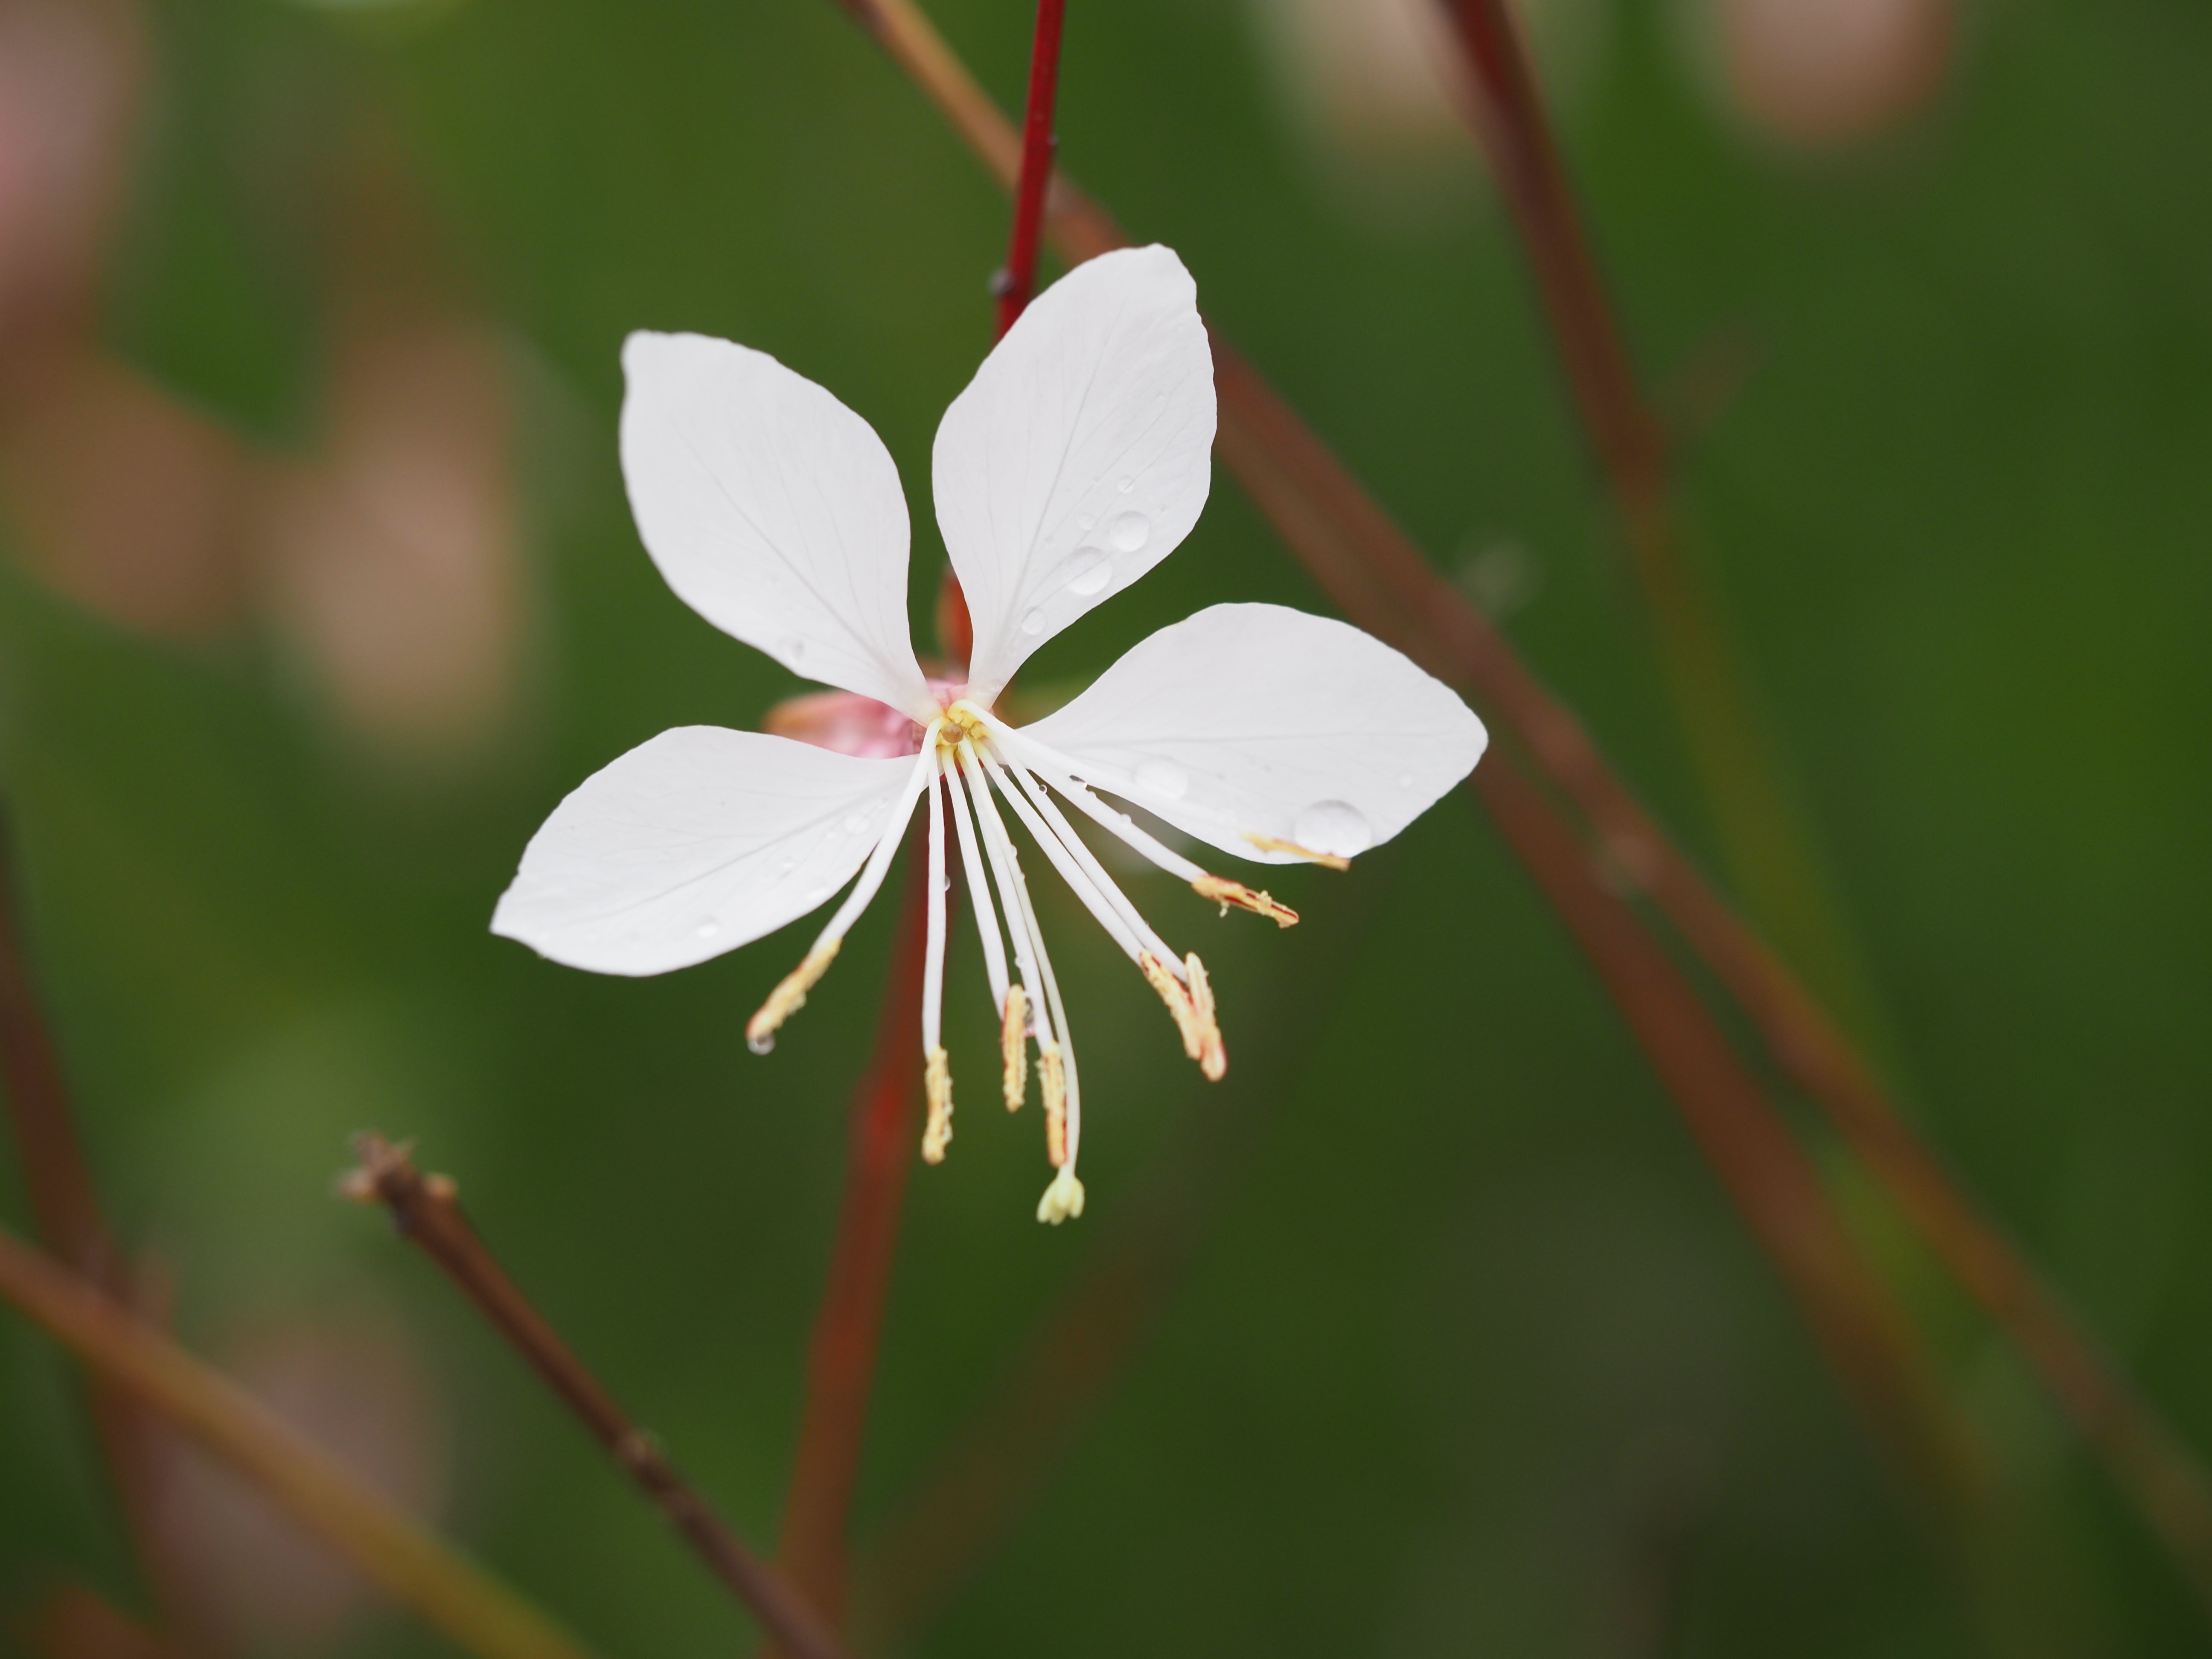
[[956, 739, 1060, 1072], [747, 725, 942, 1049], [973, 744, 1152, 968], [941, 738, 1012, 1012], [988, 745, 1187, 975], [923, 748, 949, 1054]]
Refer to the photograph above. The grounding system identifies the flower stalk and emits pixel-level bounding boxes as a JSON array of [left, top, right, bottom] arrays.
[[775, 850, 933, 1632], [995, 0, 1068, 335]]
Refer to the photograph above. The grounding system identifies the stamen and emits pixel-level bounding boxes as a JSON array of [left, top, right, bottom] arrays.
[[1138, 949, 1206, 1065], [1185, 952, 1226, 1081], [1001, 984, 1030, 1112], [922, 748, 949, 1054], [972, 710, 1316, 927], [1036, 1164, 1085, 1225], [922, 1046, 954, 1164], [1243, 832, 1350, 871], [745, 725, 943, 1051], [956, 741, 1057, 1062], [992, 750, 1190, 971], [1040, 1041, 1068, 1166], [975, 746, 1149, 965], [1191, 875, 1299, 928], [940, 737, 1011, 1010], [960, 734, 1085, 1203], [746, 939, 839, 1052], [971, 713, 1206, 881]]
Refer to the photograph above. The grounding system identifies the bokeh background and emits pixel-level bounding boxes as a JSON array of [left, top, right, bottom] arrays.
[[0, 0, 2207, 1652]]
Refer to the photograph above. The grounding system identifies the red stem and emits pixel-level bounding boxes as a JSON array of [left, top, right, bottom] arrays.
[[995, 0, 1068, 338], [783, 2, 1055, 1595], [775, 846, 932, 1631]]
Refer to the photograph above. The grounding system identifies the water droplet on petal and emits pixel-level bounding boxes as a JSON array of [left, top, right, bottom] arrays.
[[1020, 608, 1046, 635], [1293, 800, 1374, 859], [694, 919, 722, 940], [1106, 511, 1150, 553], [1397, 772, 1415, 789], [806, 885, 830, 902], [1067, 553, 1112, 596], [1135, 757, 1188, 800], [748, 1034, 776, 1056], [777, 858, 797, 874], [779, 635, 806, 664], [1116, 474, 1135, 494]]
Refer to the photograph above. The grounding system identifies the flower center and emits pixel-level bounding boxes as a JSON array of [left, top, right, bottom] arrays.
[[941, 698, 993, 746]]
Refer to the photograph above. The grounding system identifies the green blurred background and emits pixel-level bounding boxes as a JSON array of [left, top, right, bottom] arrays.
[[0, 0, 2207, 1651]]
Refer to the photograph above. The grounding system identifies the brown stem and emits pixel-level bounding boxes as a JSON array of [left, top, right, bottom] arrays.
[[0, 1221, 597, 1659], [0, 814, 211, 1648], [0, 831, 107, 1275], [1439, 0, 1878, 1036], [1472, 753, 1965, 1490], [776, 845, 933, 1630], [1442, 0, 1665, 518], [822, 0, 2212, 1604], [340, 1137, 853, 1659]]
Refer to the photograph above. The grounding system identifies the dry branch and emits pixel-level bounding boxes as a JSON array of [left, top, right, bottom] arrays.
[[342, 1137, 854, 1659]]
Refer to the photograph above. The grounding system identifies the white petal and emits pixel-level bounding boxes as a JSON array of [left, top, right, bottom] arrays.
[[1017, 603, 1487, 864], [932, 246, 1216, 705], [492, 727, 916, 976], [620, 332, 934, 718]]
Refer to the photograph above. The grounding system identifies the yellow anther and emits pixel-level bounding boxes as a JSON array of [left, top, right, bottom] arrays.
[[1191, 875, 1299, 928], [1242, 832, 1350, 871], [1139, 949, 1206, 1065], [1185, 952, 1225, 1082], [1036, 1165, 1086, 1225], [745, 938, 841, 1050], [1000, 985, 1030, 1112], [1040, 1042, 1068, 1167], [921, 1047, 954, 1164]]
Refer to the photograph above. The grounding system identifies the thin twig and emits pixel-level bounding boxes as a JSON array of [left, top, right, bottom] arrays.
[[0, 1220, 597, 1659], [993, 0, 1068, 336], [775, 848, 933, 1632], [0, 812, 210, 1648], [1440, 0, 1876, 1033], [340, 1137, 854, 1659], [1442, 0, 1665, 529], [0, 823, 108, 1274], [821, 0, 2212, 1604], [1470, 753, 1968, 1489]]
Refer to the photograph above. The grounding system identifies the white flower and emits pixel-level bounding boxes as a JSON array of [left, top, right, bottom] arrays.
[[492, 246, 1487, 1222]]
